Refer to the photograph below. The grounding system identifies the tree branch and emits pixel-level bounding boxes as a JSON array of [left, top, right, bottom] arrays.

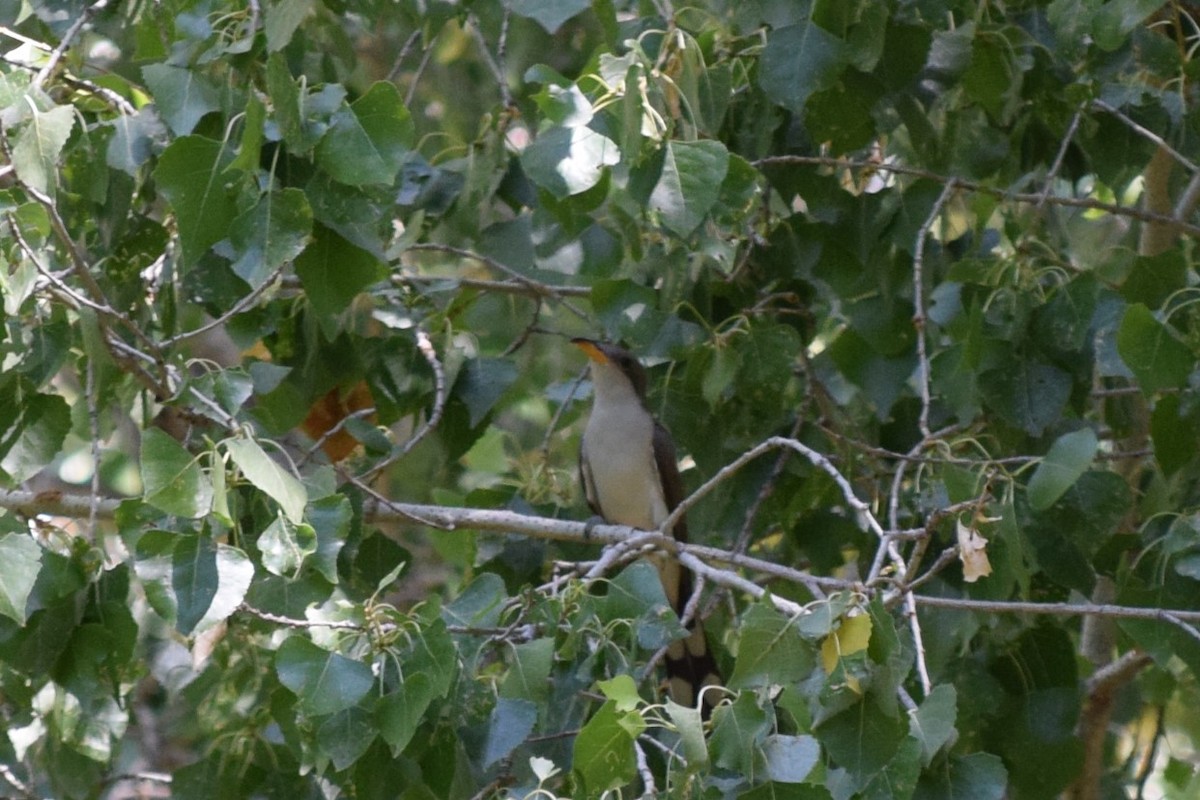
[[10, 489, 1200, 628], [756, 155, 1200, 239]]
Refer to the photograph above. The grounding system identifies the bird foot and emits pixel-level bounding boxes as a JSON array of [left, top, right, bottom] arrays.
[[583, 515, 606, 540]]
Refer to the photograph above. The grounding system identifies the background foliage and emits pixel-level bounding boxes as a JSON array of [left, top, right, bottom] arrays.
[[3, 0, 1200, 797]]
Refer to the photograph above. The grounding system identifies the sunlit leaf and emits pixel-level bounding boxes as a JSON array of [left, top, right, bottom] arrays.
[[0, 533, 42, 624], [224, 437, 307, 524], [140, 428, 212, 519]]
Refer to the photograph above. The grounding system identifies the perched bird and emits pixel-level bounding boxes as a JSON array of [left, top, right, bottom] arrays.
[[572, 338, 720, 714]]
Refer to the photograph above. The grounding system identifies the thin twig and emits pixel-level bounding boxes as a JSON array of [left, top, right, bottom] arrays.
[[403, 243, 592, 321], [1036, 107, 1085, 210], [911, 182, 957, 439], [1092, 99, 1199, 173], [86, 356, 101, 539], [387, 28, 423, 82], [467, 11, 513, 110], [658, 436, 885, 543], [32, 0, 109, 90], [358, 329, 447, 481], [756, 154, 1200, 238], [396, 272, 591, 297]]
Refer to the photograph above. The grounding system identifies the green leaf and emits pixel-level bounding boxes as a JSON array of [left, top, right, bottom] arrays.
[[443, 573, 507, 629], [153, 135, 239, 266], [172, 533, 217, 635], [107, 108, 167, 175], [317, 705, 376, 771], [228, 92, 265, 173], [157, 536, 252, 636], [1117, 303, 1193, 394], [224, 187, 312, 288], [666, 699, 709, 768], [259, 514, 318, 577], [224, 436, 307, 524], [1120, 251, 1188, 308], [909, 685, 957, 766], [141, 64, 221, 136], [454, 357, 519, 429], [11, 103, 75, 194], [913, 752, 1007, 800], [816, 697, 906, 785], [294, 224, 388, 323], [276, 636, 374, 716], [140, 428, 213, 519], [266, 0, 316, 51], [729, 602, 815, 689], [1026, 428, 1099, 512], [759, 22, 846, 116], [316, 81, 413, 187], [649, 140, 730, 237], [963, 33, 1025, 123], [978, 358, 1072, 437], [1151, 394, 1200, 475], [0, 391, 70, 484], [597, 674, 642, 711], [762, 734, 820, 783], [572, 700, 642, 794], [506, 0, 591, 34], [306, 495, 350, 584], [204, 544, 255, 632], [500, 638, 555, 703], [378, 672, 436, 752], [859, 736, 922, 800], [483, 697, 538, 767], [710, 691, 771, 776], [0, 533, 42, 624], [520, 125, 620, 197], [266, 53, 306, 154]]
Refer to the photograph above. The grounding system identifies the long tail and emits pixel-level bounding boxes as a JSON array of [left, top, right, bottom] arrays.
[[659, 558, 721, 716]]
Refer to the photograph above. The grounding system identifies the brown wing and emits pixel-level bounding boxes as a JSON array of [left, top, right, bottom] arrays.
[[578, 437, 603, 518], [652, 422, 688, 543], [652, 421, 721, 716]]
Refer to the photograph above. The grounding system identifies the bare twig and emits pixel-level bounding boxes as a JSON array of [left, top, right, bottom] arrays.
[[11, 488, 1200, 627], [358, 329, 447, 480], [659, 436, 885, 543], [467, 11, 513, 110], [396, 272, 591, 298], [911, 182, 956, 440], [1092, 99, 1198, 173], [403, 243, 592, 320], [32, 0, 109, 90], [755, 155, 1200, 239], [1036, 107, 1085, 210]]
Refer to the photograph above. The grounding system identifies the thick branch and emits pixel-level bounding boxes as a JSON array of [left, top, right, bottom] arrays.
[[10, 489, 1200, 627]]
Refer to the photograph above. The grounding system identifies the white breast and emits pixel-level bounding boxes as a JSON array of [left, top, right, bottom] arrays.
[[582, 394, 668, 530]]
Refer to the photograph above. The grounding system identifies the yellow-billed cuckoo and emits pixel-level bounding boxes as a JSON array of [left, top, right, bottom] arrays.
[[572, 338, 720, 713]]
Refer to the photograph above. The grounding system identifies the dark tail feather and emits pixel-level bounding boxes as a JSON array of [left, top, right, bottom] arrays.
[[663, 566, 721, 717]]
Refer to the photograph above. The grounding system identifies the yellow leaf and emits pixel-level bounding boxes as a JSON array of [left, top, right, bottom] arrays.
[[820, 613, 873, 675]]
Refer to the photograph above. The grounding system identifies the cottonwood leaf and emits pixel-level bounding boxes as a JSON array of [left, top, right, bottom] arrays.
[[140, 428, 212, 519], [1027, 428, 1098, 511], [224, 437, 307, 524], [11, 104, 75, 194], [276, 636, 374, 715], [649, 139, 730, 237], [0, 533, 42, 624]]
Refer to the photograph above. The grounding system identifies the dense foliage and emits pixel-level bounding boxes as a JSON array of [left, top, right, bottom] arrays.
[[3, 0, 1200, 797]]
